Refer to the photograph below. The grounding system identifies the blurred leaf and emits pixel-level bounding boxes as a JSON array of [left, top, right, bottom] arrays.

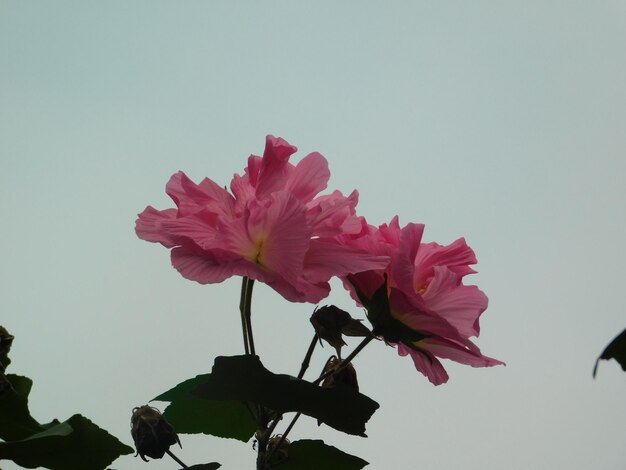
[[594, 327, 626, 377], [194, 355, 379, 436], [185, 464, 222, 470], [154, 375, 256, 442], [0, 374, 45, 441], [274, 439, 368, 470], [0, 414, 134, 469]]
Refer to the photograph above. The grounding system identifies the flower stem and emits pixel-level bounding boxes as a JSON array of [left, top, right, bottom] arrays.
[[268, 334, 375, 461], [166, 449, 188, 468], [297, 334, 319, 379], [314, 335, 374, 385], [238, 276, 256, 355], [243, 277, 256, 356]]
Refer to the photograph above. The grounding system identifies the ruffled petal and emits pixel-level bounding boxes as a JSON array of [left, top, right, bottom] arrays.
[[285, 151, 330, 202], [392, 222, 425, 293], [413, 238, 478, 288], [306, 190, 361, 237], [418, 337, 505, 368], [171, 243, 246, 284], [254, 135, 297, 199], [422, 266, 487, 337], [135, 207, 178, 248], [304, 239, 390, 284], [397, 343, 449, 385], [220, 192, 310, 283], [166, 171, 235, 218]]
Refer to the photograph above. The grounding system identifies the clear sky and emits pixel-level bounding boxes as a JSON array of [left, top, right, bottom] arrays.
[[1, 2, 625, 469]]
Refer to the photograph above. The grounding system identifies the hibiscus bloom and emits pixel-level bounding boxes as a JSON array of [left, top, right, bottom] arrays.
[[342, 217, 503, 385], [136, 135, 389, 303]]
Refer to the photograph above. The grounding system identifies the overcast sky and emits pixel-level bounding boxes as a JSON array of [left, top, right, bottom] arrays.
[[1, 2, 625, 469]]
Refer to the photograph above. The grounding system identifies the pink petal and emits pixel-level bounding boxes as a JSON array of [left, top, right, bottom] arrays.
[[397, 343, 449, 385], [304, 239, 390, 284], [220, 192, 310, 283], [285, 151, 330, 202], [388, 287, 469, 343], [422, 266, 487, 337], [166, 172, 235, 218], [413, 238, 478, 288], [159, 212, 220, 250], [135, 207, 178, 248], [392, 222, 425, 294], [418, 337, 505, 368], [171, 243, 248, 284], [255, 135, 297, 199], [306, 190, 361, 237]]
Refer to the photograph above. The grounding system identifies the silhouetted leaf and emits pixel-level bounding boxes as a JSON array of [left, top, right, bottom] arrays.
[[0, 374, 45, 441], [154, 375, 256, 442], [274, 439, 368, 470], [194, 355, 379, 436], [594, 327, 626, 377], [0, 414, 134, 469], [185, 464, 222, 470]]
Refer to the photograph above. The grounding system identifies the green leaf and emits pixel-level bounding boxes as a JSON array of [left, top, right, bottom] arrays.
[[0, 374, 45, 441], [185, 464, 222, 470], [194, 355, 379, 436], [154, 375, 256, 442], [274, 439, 368, 470], [594, 327, 626, 377], [0, 414, 134, 469]]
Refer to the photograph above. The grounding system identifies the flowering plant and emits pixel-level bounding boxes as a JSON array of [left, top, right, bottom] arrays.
[[129, 135, 503, 469]]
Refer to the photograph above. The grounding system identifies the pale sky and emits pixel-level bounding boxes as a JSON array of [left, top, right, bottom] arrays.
[[1, 2, 625, 469]]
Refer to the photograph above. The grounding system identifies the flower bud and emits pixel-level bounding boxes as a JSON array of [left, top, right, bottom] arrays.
[[130, 405, 180, 461], [267, 435, 290, 466], [310, 306, 352, 356], [320, 356, 359, 392]]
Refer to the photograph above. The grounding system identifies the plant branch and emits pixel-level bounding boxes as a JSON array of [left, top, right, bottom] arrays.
[[268, 335, 376, 462], [315, 335, 374, 385], [238, 277, 251, 355], [297, 334, 319, 379], [166, 449, 188, 468]]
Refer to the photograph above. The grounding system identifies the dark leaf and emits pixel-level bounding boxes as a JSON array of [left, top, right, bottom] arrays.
[[185, 464, 222, 470], [194, 355, 379, 436], [0, 374, 45, 441], [274, 439, 368, 470], [154, 375, 256, 442], [342, 319, 372, 338], [594, 327, 626, 377], [0, 414, 133, 469], [0, 326, 14, 372]]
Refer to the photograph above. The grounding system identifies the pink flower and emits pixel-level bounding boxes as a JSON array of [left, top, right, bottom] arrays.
[[342, 217, 503, 385], [136, 135, 389, 303]]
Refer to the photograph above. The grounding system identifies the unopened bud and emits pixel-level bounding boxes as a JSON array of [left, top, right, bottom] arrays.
[[310, 306, 352, 356], [321, 356, 359, 392], [130, 405, 180, 461], [267, 435, 290, 466]]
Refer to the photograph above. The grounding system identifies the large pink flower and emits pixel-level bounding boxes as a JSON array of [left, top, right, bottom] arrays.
[[342, 217, 503, 385], [136, 135, 389, 303]]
